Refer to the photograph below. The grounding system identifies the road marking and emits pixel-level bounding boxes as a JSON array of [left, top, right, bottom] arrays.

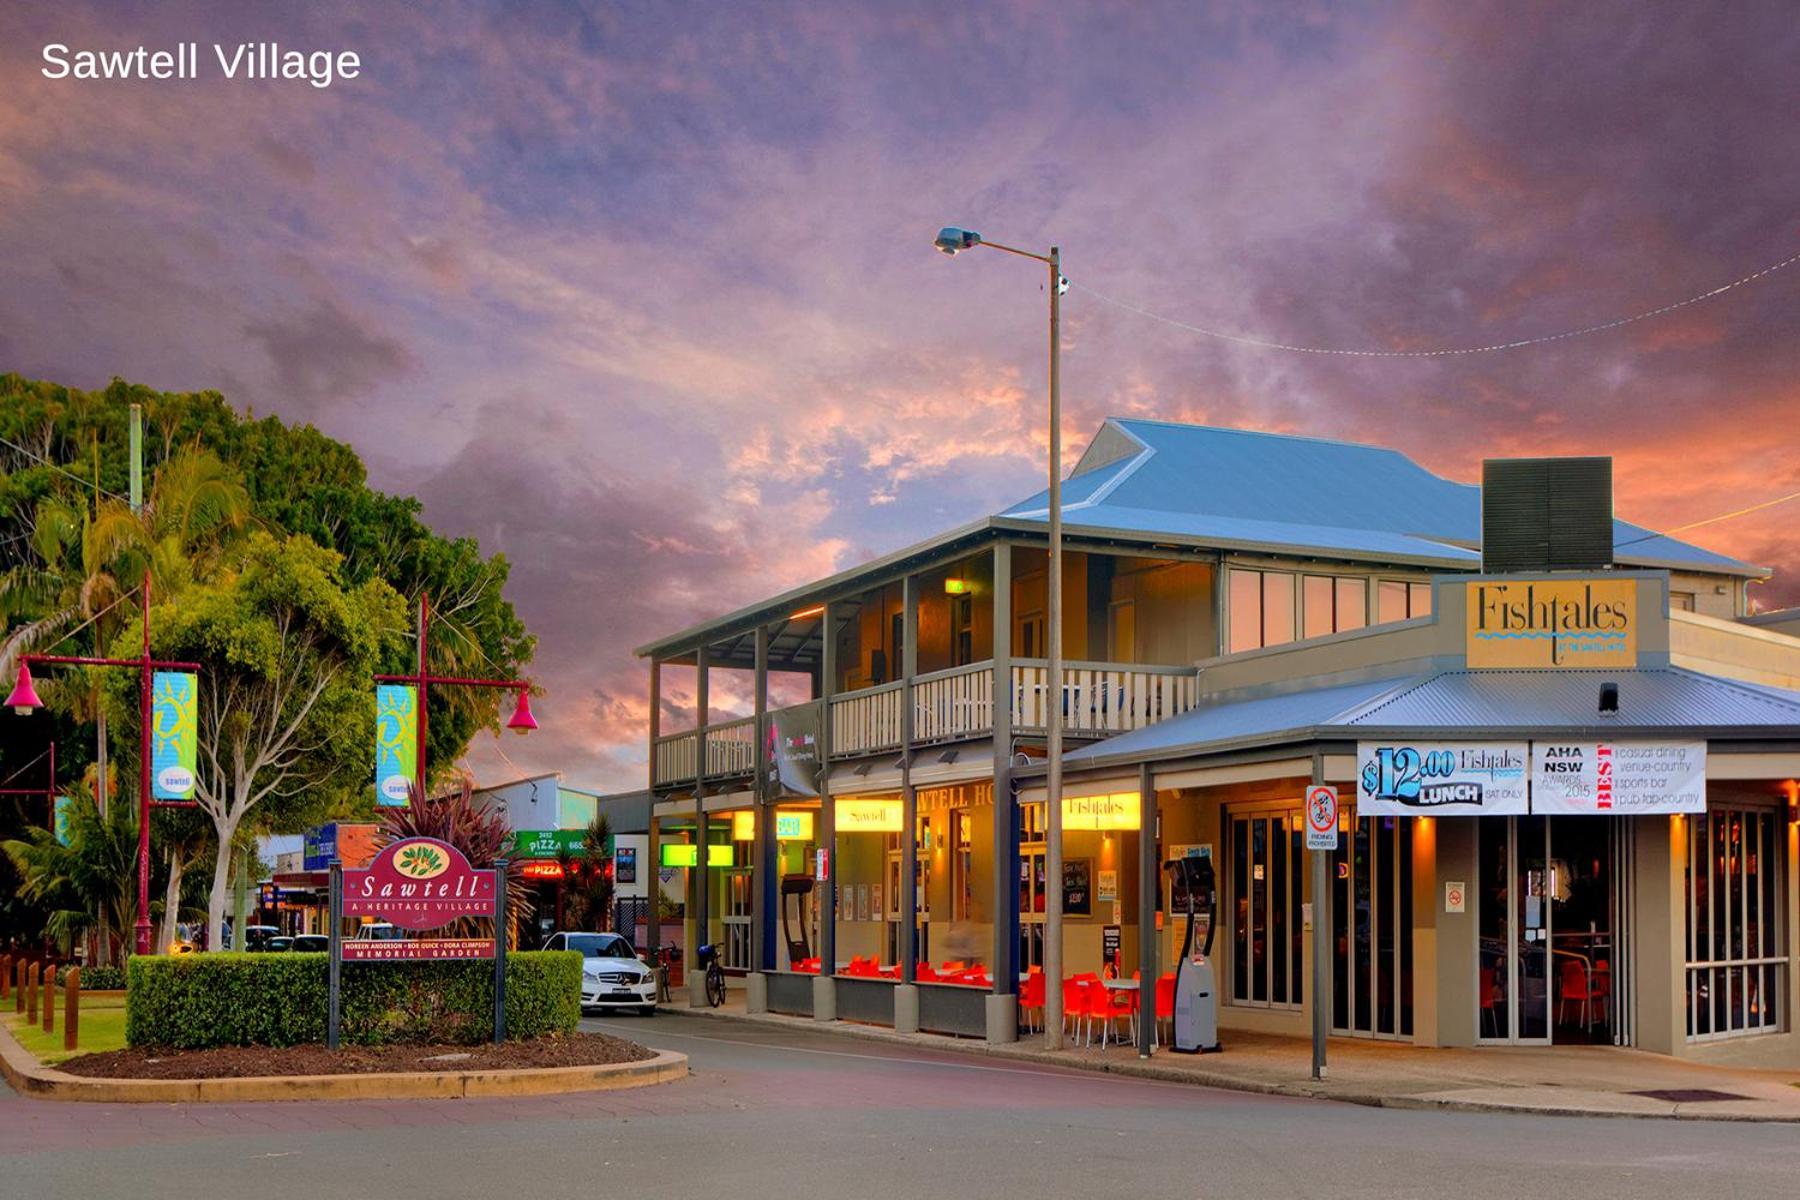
[[586, 1019, 1250, 1097]]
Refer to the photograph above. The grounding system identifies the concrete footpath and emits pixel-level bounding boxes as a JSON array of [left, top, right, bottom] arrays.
[[661, 990, 1800, 1122]]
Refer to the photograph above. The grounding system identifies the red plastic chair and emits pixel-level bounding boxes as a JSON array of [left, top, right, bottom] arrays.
[[1061, 977, 1090, 1044], [1558, 957, 1600, 1030], [1018, 972, 1046, 1033], [1154, 974, 1177, 1047]]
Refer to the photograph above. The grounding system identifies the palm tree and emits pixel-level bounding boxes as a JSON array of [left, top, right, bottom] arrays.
[[3, 777, 150, 963]]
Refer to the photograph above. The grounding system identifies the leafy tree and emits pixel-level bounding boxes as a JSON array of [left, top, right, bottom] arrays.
[[553, 814, 616, 932], [1, 375, 534, 794], [104, 531, 407, 948]]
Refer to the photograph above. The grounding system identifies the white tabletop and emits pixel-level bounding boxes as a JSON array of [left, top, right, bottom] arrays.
[[1101, 978, 1139, 990]]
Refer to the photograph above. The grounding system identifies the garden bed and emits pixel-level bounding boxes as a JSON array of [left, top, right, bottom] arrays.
[[58, 1031, 654, 1079]]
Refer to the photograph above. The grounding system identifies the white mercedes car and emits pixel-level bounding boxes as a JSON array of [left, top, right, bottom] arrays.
[[544, 931, 657, 1016]]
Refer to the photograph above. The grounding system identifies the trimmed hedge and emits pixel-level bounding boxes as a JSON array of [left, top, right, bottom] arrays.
[[57, 964, 126, 990], [126, 951, 581, 1049]]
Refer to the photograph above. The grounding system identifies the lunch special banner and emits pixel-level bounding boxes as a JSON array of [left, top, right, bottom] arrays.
[[1358, 740, 1709, 816], [1530, 741, 1707, 815], [151, 671, 198, 800], [1357, 742, 1530, 816]]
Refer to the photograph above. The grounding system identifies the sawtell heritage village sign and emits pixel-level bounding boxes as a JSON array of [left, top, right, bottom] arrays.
[[326, 837, 509, 1045]]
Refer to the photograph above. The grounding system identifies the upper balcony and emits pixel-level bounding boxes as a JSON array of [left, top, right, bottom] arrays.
[[651, 658, 1200, 787]]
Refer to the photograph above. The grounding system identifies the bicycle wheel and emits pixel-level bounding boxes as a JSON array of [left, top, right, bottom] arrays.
[[706, 965, 726, 1008]]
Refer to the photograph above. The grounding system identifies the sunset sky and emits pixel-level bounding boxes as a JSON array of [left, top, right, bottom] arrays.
[[2, 2, 1796, 792]]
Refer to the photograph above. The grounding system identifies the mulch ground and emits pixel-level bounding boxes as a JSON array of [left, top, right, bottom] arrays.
[[57, 1032, 657, 1079]]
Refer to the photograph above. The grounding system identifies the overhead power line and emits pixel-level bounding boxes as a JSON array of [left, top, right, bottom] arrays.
[[0, 434, 131, 502], [1075, 245, 1800, 358], [1617, 486, 1800, 550]]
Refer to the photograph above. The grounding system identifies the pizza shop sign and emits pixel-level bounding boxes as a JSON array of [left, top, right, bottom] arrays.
[[327, 836, 510, 1046]]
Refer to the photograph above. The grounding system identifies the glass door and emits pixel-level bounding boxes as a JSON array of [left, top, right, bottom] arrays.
[[1478, 816, 1551, 1043]]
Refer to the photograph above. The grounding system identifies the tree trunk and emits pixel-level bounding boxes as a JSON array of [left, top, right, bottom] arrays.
[[233, 846, 250, 948], [95, 709, 109, 816], [159, 850, 184, 954], [205, 817, 239, 951]]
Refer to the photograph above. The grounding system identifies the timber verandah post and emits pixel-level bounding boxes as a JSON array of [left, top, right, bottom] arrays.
[[645, 657, 661, 965], [896, 574, 921, 1033], [752, 625, 772, 983], [1137, 761, 1158, 1057], [987, 542, 1018, 1043], [689, 643, 710, 1007], [815, 601, 837, 1020]]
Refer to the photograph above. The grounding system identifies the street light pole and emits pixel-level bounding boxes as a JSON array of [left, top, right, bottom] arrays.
[[934, 226, 1067, 1048], [375, 592, 538, 809], [6, 576, 202, 957]]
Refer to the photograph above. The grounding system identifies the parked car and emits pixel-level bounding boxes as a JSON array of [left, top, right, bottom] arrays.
[[352, 922, 405, 941], [543, 931, 656, 1015], [292, 934, 329, 952], [264, 936, 295, 952]]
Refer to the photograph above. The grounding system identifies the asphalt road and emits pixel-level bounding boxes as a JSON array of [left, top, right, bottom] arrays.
[[6, 1010, 1800, 1199]]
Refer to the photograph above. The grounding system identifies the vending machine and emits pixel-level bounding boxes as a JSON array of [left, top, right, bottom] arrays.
[[1162, 854, 1219, 1053]]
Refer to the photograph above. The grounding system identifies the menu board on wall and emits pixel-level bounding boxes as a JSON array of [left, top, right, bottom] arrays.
[[1356, 742, 1529, 816], [1531, 741, 1707, 815], [1062, 858, 1093, 916]]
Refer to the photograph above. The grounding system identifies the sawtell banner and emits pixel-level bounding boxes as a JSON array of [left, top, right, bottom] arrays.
[[151, 671, 198, 801], [375, 683, 418, 806]]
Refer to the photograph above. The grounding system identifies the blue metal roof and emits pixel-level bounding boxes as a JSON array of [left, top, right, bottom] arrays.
[[1001, 418, 1761, 575], [1063, 666, 1800, 769]]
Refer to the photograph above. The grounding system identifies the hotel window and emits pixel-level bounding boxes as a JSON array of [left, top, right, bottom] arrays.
[[1018, 801, 1047, 969], [1227, 569, 1297, 653], [1302, 575, 1371, 639], [1671, 591, 1697, 612], [1376, 579, 1433, 625], [1229, 810, 1304, 1009], [1686, 804, 1786, 1041], [952, 810, 975, 921]]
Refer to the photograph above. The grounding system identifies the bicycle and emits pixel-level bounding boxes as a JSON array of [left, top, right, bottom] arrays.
[[697, 942, 725, 1008]]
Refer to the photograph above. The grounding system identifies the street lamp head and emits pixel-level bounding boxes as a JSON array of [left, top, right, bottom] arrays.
[[5, 661, 43, 715], [934, 226, 982, 256], [506, 687, 538, 733]]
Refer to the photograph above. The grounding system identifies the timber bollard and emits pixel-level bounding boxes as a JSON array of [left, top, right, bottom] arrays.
[[0, 953, 10, 1001], [26, 961, 38, 1023], [42, 965, 55, 1034], [64, 967, 80, 1052], [13, 958, 23, 1013]]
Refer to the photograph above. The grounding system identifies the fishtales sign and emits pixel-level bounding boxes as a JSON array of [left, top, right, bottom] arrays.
[[328, 836, 509, 1046], [1465, 579, 1636, 669]]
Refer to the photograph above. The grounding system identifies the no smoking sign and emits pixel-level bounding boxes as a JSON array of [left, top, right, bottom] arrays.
[[1305, 784, 1339, 851]]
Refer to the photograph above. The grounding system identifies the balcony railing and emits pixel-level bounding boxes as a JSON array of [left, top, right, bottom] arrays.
[[651, 659, 1201, 786], [1009, 659, 1201, 735]]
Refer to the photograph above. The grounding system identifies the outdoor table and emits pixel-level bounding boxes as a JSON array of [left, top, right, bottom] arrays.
[[1101, 978, 1139, 991]]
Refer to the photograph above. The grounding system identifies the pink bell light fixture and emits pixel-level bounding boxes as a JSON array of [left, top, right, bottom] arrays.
[[506, 687, 538, 732], [6, 661, 44, 715]]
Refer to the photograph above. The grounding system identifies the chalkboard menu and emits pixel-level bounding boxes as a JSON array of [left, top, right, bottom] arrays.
[[1063, 858, 1092, 916]]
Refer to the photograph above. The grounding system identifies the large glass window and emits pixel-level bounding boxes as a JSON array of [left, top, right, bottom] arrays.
[[1376, 579, 1432, 624], [1227, 569, 1297, 653], [835, 795, 898, 980], [1303, 574, 1372, 639], [1229, 810, 1303, 1009], [1687, 804, 1786, 1041]]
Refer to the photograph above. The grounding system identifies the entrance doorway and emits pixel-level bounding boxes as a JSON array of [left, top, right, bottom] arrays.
[[1478, 817, 1622, 1044]]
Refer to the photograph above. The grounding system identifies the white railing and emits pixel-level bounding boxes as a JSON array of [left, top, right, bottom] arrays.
[[914, 661, 996, 743], [653, 731, 697, 785], [653, 659, 1202, 786], [705, 717, 757, 777], [1010, 660, 1200, 734], [831, 682, 903, 756]]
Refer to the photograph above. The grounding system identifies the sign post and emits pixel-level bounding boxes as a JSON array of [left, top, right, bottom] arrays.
[[492, 860, 508, 1045], [327, 859, 343, 1050], [1304, 781, 1339, 1081]]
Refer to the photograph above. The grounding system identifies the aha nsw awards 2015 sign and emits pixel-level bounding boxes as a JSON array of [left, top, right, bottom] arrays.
[[1531, 741, 1707, 815]]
